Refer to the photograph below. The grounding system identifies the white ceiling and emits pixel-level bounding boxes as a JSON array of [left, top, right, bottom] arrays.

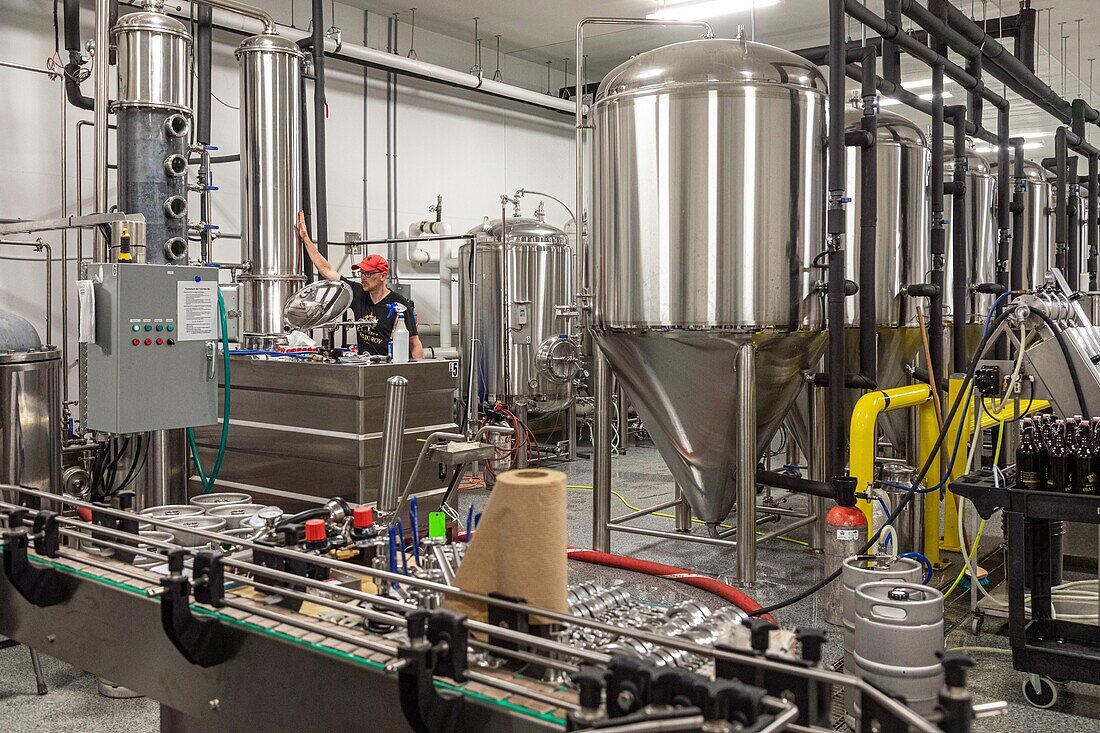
[[340, 0, 1100, 157]]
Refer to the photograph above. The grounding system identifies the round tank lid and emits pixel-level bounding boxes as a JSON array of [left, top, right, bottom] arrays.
[[992, 157, 1052, 183], [0, 310, 43, 352], [844, 109, 926, 146], [468, 217, 569, 244], [944, 141, 992, 175], [113, 10, 191, 40], [236, 33, 305, 58], [595, 38, 827, 103]]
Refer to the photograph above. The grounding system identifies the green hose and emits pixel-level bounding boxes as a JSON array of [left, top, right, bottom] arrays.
[[187, 287, 231, 494]]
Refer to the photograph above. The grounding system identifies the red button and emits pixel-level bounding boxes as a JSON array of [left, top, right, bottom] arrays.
[[353, 506, 374, 528], [132, 339, 140, 346], [144, 338, 152, 345], [156, 338, 164, 345], [304, 518, 326, 543]]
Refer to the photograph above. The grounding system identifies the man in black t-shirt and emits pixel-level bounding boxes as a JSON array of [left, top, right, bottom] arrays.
[[297, 211, 423, 358]]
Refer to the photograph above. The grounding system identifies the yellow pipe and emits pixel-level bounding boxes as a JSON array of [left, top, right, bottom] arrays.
[[849, 383, 933, 527], [919, 399, 943, 567]]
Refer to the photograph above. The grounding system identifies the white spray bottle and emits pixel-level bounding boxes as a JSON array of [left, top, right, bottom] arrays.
[[389, 303, 410, 363]]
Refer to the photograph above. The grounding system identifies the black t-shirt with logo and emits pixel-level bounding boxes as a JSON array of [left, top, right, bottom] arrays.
[[342, 278, 418, 356]]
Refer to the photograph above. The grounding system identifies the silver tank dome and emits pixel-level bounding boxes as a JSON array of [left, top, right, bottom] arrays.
[[595, 37, 827, 101], [469, 217, 569, 244]]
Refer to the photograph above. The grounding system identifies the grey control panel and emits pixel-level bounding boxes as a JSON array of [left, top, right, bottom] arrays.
[[80, 262, 219, 433]]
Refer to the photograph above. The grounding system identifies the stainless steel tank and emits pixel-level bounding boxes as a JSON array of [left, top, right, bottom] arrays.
[[113, 8, 192, 264], [816, 111, 931, 456], [591, 38, 827, 523], [236, 34, 304, 347], [991, 157, 1053, 291], [460, 214, 579, 414], [943, 143, 997, 323], [0, 311, 61, 507]]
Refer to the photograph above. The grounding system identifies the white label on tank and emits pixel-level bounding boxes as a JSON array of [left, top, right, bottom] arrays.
[[177, 280, 217, 341], [836, 529, 860, 541]]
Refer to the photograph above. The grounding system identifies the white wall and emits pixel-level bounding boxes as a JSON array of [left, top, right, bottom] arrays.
[[0, 0, 576, 398]]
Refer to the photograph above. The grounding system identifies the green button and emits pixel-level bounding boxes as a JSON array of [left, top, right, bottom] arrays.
[[144, 324, 152, 332], [131, 324, 140, 332], [428, 511, 447, 540], [166, 324, 174, 332], [156, 324, 164, 332]]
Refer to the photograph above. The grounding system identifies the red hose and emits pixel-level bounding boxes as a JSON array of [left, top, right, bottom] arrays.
[[567, 548, 776, 624]]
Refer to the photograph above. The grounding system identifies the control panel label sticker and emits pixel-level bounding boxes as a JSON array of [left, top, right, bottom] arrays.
[[177, 280, 218, 341]]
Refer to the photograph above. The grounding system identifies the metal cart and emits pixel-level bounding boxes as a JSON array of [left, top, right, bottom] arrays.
[[954, 469, 1100, 708]]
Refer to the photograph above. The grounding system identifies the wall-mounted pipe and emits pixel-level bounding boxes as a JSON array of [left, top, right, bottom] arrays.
[[309, 0, 329, 263], [298, 70, 315, 282], [92, 0, 111, 260], [162, 1, 578, 116]]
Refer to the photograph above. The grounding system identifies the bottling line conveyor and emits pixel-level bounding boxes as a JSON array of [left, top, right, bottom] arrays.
[[0, 484, 1002, 733]]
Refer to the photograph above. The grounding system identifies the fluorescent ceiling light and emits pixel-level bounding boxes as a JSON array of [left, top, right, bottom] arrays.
[[879, 91, 952, 107], [648, 0, 780, 22], [974, 142, 1043, 152]]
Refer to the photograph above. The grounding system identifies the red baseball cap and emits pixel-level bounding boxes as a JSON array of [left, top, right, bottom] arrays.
[[352, 254, 389, 275]]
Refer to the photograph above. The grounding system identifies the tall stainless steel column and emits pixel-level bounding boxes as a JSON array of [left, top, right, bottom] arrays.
[[591, 350, 612, 552], [140, 430, 188, 508], [736, 343, 757, 584], [375, 375, 408, 515], [236, 34, 304, 347], [808, 384, 827, 552]]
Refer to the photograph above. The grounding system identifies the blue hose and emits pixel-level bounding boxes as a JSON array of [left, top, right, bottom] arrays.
[[899, 551, 934, 584]]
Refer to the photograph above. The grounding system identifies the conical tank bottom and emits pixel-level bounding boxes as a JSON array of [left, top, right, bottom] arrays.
[[787, 327, 925, 464], [595, 330, 826, 523]]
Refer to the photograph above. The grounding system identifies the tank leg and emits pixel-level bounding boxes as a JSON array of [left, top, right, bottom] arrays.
[[29, 648, 47, 695], [592, 350, 613, 553], [674, 485, 692, 533], [615, 381, 629, 455], [809, 384, 827, 553], [736, 343, 757, 585], [566, 399, 578, 460]]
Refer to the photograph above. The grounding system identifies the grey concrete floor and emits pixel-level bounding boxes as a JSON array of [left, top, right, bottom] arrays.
[[2, 444, 1097, 731]]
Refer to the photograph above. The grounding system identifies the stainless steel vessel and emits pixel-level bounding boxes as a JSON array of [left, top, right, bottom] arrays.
[[944, 143, 997, 323], [992, 157, 1053, 291], [236, 34, 304, 347], [798, 111, 931, 456], [113, 8, 192, 264], [0, 311, 61, 507], [460, 214, 579, 414], [590, 38, 827, 523]]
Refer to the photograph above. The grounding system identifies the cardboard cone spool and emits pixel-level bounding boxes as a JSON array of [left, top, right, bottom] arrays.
[[446, 468, 569, 623]]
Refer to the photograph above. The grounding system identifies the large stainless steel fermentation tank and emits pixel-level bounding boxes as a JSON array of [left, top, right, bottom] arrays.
[[459, 215, 579, 415], [591, 38, 827, 537], [793, 111, 932, 458]]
